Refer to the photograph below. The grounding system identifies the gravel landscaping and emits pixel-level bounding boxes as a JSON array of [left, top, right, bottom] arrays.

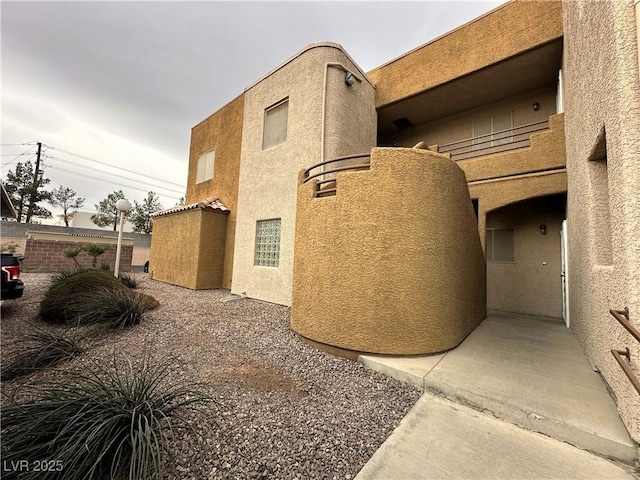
[[1, 273, 421, 479]]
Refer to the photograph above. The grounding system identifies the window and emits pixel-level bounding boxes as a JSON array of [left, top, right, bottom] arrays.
[[196, 150, 215, 183], [473, 112, 513, 149], [254, 219, 281, 267], [263, 98, 288, 150], [487, 228, 515, 263]]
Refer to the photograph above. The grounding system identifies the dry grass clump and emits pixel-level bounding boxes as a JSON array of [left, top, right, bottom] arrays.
[[40, 270, 158, 327], [0, 326, 84, 381], [1, 356, 210, 480]]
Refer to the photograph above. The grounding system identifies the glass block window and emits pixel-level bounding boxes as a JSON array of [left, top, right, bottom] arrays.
[[263, 98, 288, 150], [487, 228, 515, 263], [196, 149, 215, 183], [254, 219, 281, 267]]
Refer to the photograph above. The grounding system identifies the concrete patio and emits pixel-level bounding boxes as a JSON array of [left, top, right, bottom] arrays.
[[357, 311, 638, 479]]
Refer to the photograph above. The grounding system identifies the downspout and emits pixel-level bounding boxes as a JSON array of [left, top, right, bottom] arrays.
[[320, 63, 362, 165]]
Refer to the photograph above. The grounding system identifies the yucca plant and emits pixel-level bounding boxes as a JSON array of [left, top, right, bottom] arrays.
[[81, 244, 108, 268], [1, 356, 210, 480], [1, 327, 84, 381]]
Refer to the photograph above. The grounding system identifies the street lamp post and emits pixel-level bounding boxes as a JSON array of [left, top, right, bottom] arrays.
[[114, 199, 131, 278]]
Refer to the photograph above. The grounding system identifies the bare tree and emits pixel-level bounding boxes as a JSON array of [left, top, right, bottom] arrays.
[[49, 186, 85, 227]]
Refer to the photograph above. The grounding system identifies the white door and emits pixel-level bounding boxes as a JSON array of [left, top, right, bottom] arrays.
[[560, 220, 569, 328]]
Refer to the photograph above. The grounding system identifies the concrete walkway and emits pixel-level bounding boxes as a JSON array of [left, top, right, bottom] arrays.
[[357, 311, 638, 479]]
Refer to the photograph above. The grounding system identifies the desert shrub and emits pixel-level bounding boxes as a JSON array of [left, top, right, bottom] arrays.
[[77, 288, 159, 328], [1, 327, 84, 381], [41, 270, 158, 327], [49, 268, 103, 288], [118, 272, 139, 289], [63, 247, 83, 267], [1, 356, 209, 480], [81, 244, 108, 268], [1, 242, 19, 253]]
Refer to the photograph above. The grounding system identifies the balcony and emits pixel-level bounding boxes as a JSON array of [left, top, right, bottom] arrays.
[[437, 120, 550, 162]]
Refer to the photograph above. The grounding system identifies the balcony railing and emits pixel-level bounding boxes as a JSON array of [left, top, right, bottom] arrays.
[[303, 153, 371, 197], [437, 120, 550, 161]]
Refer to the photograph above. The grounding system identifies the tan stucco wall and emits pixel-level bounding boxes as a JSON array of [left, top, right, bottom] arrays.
[[149, 209, 227, 289], [231, 43, 377, 306], [291, 147, 486, 355], [563, 0, 640, 441], [186, 94, 244, 289], [386, 87, 557, 148], [486, 195, 566, 318], [368, 0, 563, 108], [460, 113, 566, 183], [469, 170, 567, 251]]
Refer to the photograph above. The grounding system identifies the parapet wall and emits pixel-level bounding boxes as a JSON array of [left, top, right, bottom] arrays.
[[291, 147, 486, 355]]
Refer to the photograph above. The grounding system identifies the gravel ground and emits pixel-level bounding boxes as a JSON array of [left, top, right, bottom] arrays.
[[1, 273, 421, 479]]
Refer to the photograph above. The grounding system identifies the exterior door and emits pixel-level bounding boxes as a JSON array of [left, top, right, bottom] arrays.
[[561, 219, 569, 328]]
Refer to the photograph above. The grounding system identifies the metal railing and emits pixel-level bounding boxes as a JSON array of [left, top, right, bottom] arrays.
[[437, 120, 550, 161], [610, 307, 640, 395], [303, 153, 371, 198]]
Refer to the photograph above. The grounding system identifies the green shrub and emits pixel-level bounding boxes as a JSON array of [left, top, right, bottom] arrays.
[[118, 272, 138, 289], [1, 327, 84, 381], [1, 356, 210, 480], [63, 247, 83, 267], [1, 242, 19, 253], [81, 244, 108, 268], [78, 288, 159, 328], [41, 270, 158, 327]]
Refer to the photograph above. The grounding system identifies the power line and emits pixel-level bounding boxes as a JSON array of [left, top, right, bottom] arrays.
[[45, 155, 185, 195], [46, 164, 183, 201], [0, 145, 38, 168], [0, 142, 39, 147], [50, 146, 186, 188]]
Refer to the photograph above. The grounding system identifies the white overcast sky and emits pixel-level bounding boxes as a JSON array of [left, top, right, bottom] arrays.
[[1, 0, 504, 216]]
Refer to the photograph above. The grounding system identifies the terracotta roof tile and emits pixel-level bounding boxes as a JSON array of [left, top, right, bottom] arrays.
[[150, 197, 230, 218]]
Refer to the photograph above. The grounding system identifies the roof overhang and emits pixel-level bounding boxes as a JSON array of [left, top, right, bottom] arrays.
[[377, 39, 563, 135], [1, 182, 17, 219]]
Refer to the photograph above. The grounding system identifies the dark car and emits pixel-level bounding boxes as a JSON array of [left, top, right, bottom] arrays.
[[1, 253, 24, 300]]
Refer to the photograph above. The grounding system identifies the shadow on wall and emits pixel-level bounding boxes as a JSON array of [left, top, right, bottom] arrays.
[[291, 147, 486, 355]]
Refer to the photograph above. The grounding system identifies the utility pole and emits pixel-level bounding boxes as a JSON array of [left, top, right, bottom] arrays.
[[25, 142, 42, 223]]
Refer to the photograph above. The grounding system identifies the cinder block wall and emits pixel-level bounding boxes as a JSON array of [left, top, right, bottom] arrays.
[[22, 239, 133, 273], [0, 221, 149, 266]]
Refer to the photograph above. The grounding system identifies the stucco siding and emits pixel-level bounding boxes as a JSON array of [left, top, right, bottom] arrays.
[[149, 209, 228, 289], [368, 0, 563, 108], [231, 44, 376, 305], [186, 94, 244, 289], [563, 0, 640, 441], [460, 113, 566, 183], [291, 147, 486, 355], [486, 195, 566, 318]]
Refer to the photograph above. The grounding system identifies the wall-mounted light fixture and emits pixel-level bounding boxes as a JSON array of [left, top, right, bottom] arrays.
[[344, 70, 362, 86], [540, 224, 547, 235], [533, 102, 540, 111]]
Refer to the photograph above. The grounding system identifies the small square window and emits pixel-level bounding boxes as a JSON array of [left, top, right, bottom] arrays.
[[487, 228, 515, 263], [196, 150, 215, 184], [263, 99, 288, 150], [254, 219, 281, 267]]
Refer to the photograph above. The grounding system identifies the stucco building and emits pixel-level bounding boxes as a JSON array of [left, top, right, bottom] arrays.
[[150, 0, 639, 443]]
